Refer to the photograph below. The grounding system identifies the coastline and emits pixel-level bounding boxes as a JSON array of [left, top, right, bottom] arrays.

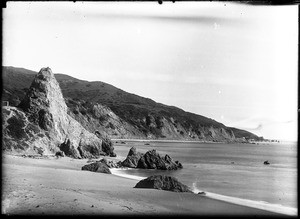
[[112, 138, 225, 144], [2, 154, 292, 216], [112, 138, 291, 145], [110, 168, 298, 216]]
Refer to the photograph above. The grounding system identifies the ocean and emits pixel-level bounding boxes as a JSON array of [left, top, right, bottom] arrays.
[[112, 140, 297, 215]]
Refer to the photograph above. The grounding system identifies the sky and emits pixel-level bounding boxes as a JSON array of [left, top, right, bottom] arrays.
[[2, 1, 298, 141]]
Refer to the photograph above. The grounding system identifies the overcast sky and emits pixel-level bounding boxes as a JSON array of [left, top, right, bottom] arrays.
[[3, 1, 298, 141]]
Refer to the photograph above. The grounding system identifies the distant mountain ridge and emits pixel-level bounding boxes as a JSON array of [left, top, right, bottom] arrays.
[[2, 66, 261, 141]]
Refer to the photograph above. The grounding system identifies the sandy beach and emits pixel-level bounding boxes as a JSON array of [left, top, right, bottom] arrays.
[[1, 154, 285, 216]]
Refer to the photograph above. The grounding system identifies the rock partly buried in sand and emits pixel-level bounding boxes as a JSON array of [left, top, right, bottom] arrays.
[[121, 147, 144, 168], [99, 158, 122, 168], [134, 175, 192, 193], [55, 151, 65, 157], [60, 139, 81, 159], [95, 133, 116, 157], [81, 161, 111, 174], [136, 149, 183, 170], [3, 67, 110, 158]]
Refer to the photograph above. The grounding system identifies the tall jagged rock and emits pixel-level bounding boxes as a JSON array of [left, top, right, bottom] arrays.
[[121, 147, 183, 170], [3, 67, 107, 158], [121, 147, 144, 168], [3, 66, 261, 142]]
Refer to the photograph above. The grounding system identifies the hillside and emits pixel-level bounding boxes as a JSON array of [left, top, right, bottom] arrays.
[[2, 66, 260, 141], [2, 67, 114, 157]]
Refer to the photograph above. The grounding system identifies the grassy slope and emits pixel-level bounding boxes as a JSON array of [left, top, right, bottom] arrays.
[[2, 66, 260, 140]]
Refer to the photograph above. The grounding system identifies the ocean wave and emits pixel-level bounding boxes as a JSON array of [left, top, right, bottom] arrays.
[[110, 168, 146, 181], [110, 169, 297, 216], [192, 182, 297, 216]]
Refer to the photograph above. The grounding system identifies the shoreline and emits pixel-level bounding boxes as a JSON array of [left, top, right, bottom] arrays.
[[112, 138, 293, 145], [110, 168, 297, 216], [2, 154, 288, 216], [112, 138, 216, 143]]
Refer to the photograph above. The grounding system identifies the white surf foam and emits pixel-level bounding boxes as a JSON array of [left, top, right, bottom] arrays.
[[110, 168, 146, 181], [110, 171, 297, 216], [192, 183, 297, 216]]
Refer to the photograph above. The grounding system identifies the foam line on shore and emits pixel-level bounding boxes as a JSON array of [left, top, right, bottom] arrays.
[[110, 170, 297, 216], [110, 168, 146, 181], [192, 183, 297, 216]]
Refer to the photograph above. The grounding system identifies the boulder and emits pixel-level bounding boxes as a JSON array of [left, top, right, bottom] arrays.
[[121, 147, 144, 168], [134, 175, 192, 193], [164, 154, 182, 170], [60, 139, 81, 159], [95, 133, 115, 157], [55, 151, 65, 157], [99, 158, 121, 168], [101, 137, 115, 156], [136, 149, 182, 170], [81, 161, 111, 174], [137, 149, 166, 169]]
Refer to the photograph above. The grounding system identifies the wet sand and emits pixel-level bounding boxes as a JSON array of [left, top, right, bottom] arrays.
[[2, 154, 284, 216]]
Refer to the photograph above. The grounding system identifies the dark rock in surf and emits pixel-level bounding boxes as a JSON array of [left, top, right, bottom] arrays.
[[134, 175, 192, 193], [121, 147, 143, 168], [264, 160, 270, 165], [136, 149, 182, 170]]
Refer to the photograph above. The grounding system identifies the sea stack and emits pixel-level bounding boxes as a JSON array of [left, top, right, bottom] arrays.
[[3, 67, 106, 158]]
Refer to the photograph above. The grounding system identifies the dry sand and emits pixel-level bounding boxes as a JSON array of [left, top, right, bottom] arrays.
[[1, 154, 283, 216]]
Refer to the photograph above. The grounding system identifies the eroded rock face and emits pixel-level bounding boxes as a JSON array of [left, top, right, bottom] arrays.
[[95, 132, 116, 157], [121, 147, 182, 170], [137, 149, 166, 169], [59, 139, 81, 159], [98, 158, 122, 168], [121, 147, 144, 168], [136, 149, 182, 170], [3, 67, 108, 158], [81, 161, 111, 174], [134, 175, 192, 193], [2, 106, 57, 155]]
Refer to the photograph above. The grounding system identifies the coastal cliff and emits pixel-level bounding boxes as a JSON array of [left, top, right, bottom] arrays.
[[2, 67, 114, 157], [2, 66, 260, 142]]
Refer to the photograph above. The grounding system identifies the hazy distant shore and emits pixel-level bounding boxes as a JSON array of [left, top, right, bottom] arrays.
[[112, 138, 290, 145], [112, 139, 227, 144]]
